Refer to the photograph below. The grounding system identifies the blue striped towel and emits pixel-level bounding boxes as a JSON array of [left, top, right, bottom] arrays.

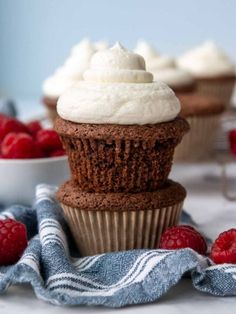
[[0, 184, 236, 308]]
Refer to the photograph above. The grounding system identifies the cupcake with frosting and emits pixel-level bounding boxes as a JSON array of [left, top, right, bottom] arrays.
[[135, 40, 195, 93], [174, 94, 225, 161], [42, 39, 96, 121], [55, 43, 189, 255], [55, 42, 189, 193], [177, 41, 236, 105]]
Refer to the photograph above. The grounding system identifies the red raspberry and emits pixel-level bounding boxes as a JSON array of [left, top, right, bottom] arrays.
[[159, 225, 207, 255], [211, 229, 236, 264], [36, 129, 63, 154], [27, 120, 42, 137], [50, 149, 66, 157], [0, 219, 28, 265], [0, 115, 29, 142], [229, 130, 236, 156], [1, 132, 36, 159]]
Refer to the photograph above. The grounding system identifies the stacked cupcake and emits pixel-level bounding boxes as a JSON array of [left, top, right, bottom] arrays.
[[55, 43, 189, 256], [42, 39, 108, 121]]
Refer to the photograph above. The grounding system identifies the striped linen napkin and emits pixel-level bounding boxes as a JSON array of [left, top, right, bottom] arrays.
[[0, 184, 236, 308]]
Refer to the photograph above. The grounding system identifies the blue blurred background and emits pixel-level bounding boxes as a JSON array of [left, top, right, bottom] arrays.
[[0, 0, 235, 98]]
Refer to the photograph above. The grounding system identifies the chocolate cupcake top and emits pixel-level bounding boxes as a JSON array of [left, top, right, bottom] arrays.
[[57, 179, 186, 211], [57, 42, 181, 125], [178, 93, 225, 117], [54, 116, 189, 141]]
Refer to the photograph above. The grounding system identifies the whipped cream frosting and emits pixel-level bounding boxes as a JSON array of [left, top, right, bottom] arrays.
[[177, 41, 235, 77], [43, 39, 96, 98], [57, 42, 180, 125]]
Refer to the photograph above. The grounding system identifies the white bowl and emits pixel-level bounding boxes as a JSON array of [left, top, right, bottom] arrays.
[[0, 156, 70, 206]]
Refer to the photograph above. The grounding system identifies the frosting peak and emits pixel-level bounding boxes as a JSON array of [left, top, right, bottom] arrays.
[[84, 42, 153, 83]]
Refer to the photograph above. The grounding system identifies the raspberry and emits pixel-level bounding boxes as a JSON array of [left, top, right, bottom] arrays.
[[50, 149, 66, 157], [211, 229, 236, 264], [0, 115, 29, 143], [229, 130, 236, 156], [0, 219, 27, 265], [1, 132, 36, 159], [36, 129, 63, 153], [159, 225, 207, 255], [27, 120, 42, 137]]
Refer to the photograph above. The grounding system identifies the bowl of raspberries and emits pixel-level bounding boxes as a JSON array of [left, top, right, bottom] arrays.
[[0, 114, 69, 205]]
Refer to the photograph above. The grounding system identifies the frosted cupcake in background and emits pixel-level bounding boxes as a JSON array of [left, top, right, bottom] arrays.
[[135, 40, 195, 93], [42, 39, 98, 122], [55, 42, 189, 255], [152, 60, 226, 160], [177, 41, 236, 106], [174, 94, 225, 161], [152, 59, 195, 93]]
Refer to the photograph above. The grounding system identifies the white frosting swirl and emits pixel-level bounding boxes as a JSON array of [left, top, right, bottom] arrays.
[[177, 41, 235, 77], [84, 42, 153, 83], [43, 39, 96, 98], [57, 42, 180, 125]]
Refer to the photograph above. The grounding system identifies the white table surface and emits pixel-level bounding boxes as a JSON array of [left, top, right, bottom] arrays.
[[1, 101, 236, 313]]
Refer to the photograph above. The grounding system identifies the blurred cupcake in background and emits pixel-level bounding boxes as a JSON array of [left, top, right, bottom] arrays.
[[42, 38, 100, 122], [152, 59, 195, 94], [151, 57, 226, 161], [177, 41, 236, 106], [174, 94, 225, 161], [134, 40, 160, 70], [135, 40, 195, 94]]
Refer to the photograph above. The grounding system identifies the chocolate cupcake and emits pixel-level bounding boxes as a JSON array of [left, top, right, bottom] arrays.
[[177, 42, 236, 106], [56, 43, 189, 192], [42, 39, 96, 122], [57, 179, 186, 256], [175, 93, 225, 161]]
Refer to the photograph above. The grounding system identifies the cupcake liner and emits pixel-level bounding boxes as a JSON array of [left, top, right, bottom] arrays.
[[174, 114, 221, 161], [45, 105, 58, 123], [61, 137, 176, 192], [60, 202, 183, 256], [55, 117, 189, 193], [196, 78, 235, 106], [42, 97, 58, 122]]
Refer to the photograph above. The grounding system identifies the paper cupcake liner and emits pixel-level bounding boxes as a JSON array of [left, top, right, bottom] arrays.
[[196, 78, 235, 106], [43, 97, 58, 123], [45, 105, 58, 123], [60, 136, 177, 193], [61, 202, 183, 256], [174, 114, 221, 161]]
